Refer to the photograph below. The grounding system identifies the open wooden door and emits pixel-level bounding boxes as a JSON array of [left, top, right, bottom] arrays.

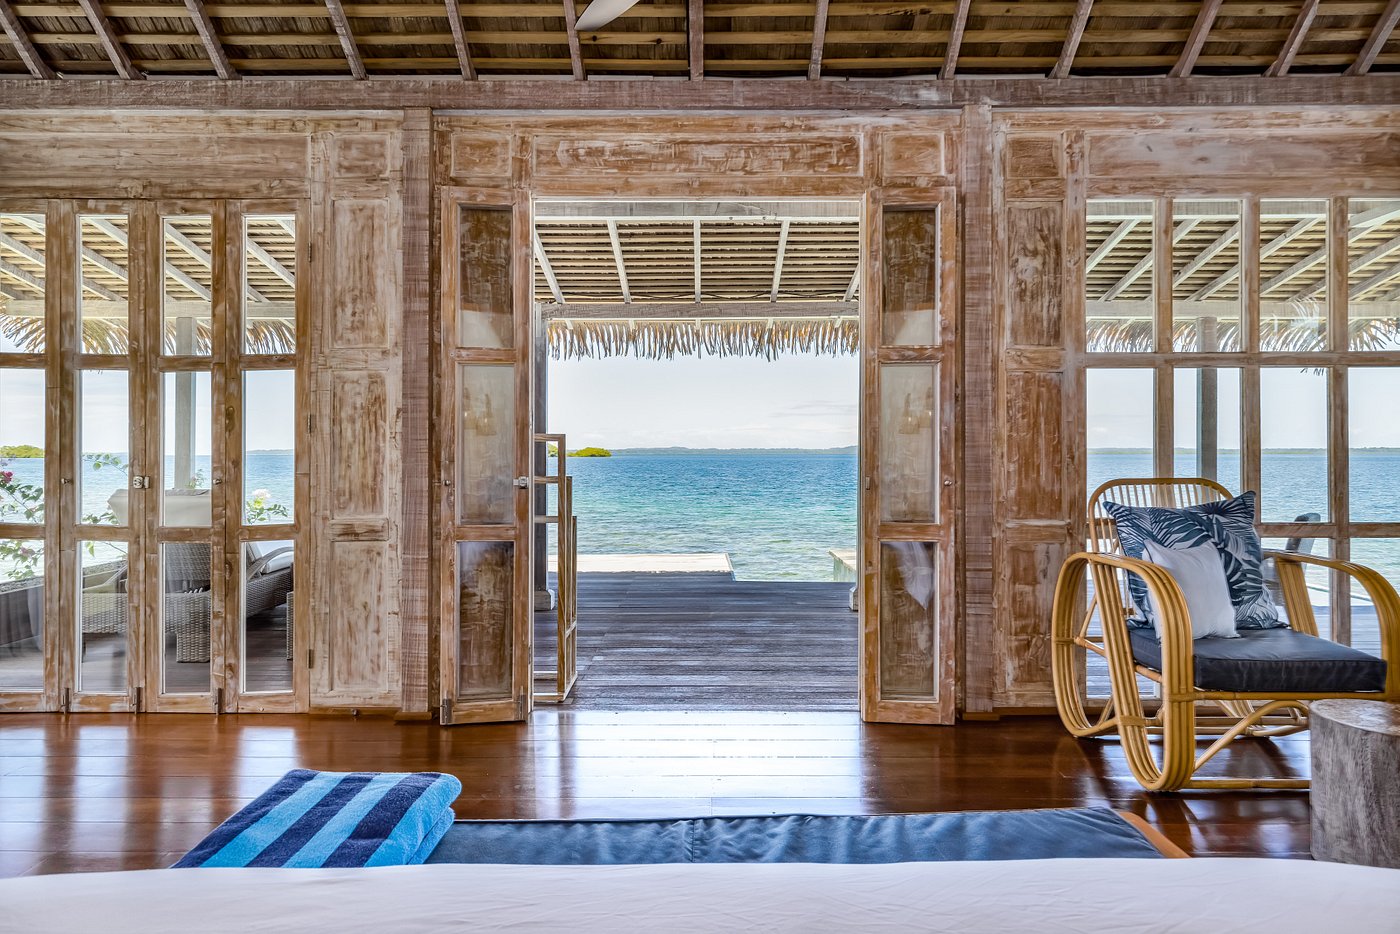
[[860, 189, 958, 725], [437, 189, 534, 724]]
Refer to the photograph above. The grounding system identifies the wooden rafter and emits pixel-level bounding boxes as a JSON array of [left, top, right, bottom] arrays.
[[561, 0, 586, 81], [842, 266, 859, 302], [323, 0, 366, 80], [533, 229, 565, 304], [0, 0, 55, 80], [940, 0, 971, 80], [541, 300, 856, 320], [769, 219, 790, 302], [75, 0, 141, 80], [1085, 219, 1137, 273], [0, 256, 43, 293], [1190, 216, 1319, 300], [1173, 221, 1239, 286], [1346, 0, 1400, 76], [1261, 203, 1400, 296], [1296, 233, 1400, 300], [688, 0, 703, 80], [1102, 219, 1197, 301], [1049, 0, 1094, 79], [606, 220, 630, 303], [443, 0, 477, 79], [1169, 0, 1221, 78], [1354, 259, 1400, 299], [1265, 0, 1320, 77], [182, 0, 236, 80], [807, 0, 829, 80]]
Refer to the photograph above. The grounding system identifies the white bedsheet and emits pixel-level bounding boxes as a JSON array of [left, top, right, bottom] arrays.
[[3, 858, 1398, 934]]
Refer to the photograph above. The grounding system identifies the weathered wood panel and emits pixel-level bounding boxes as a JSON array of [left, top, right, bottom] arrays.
[[1005, 202, 1063, 349], [328, 200, 398, 350], [1002, 371, 1066, 520], [321, 540, 397, 700], [448, 131, 513, 181], [880, 131, 945, 180], [329, 372, 389, 518], [1087, 132, 1400, 181], [998, 537, 1068, 707], [531, 134, 865, 180], [1005, 135, 1063, 179]]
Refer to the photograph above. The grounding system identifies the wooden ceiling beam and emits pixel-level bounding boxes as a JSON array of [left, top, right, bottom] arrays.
[[1346, 0, 1400, 76], [1049, 0, 1093, 79], [1169, 0, 1221, 78], [533, 229, 565, 303], [1085, 219, 1138, 273], [1265, 0, 1320, 77], [769, 219, 790, 302], [807, 0, 828, 79], [1191, 216, 1319, 300], [182, 0, 235, 79], [5, 74, 1400, 110], [443, 0, 477, 79], [0, 0, 54, 79], [323, 0, 366, 79], [1102, 218, 1197, 301], [606, 220, 630, 303], [688, 0, 703, 80], [693, 219, 702, 302], [561, 0, 585, 80], [75, 0, 141, 79], [940, 0, 971, 80]]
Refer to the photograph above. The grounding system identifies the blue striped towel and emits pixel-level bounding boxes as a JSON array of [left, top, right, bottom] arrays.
[[174, 770, 462, 868]]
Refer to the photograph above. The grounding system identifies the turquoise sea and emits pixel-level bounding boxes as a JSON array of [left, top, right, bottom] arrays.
[[5, 449, 1400, 585]]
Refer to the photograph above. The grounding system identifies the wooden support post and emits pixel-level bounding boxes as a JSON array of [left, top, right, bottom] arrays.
[[941, 0, 971, 80], [183, 0, 236, 80], [323, 0, 367, 80], [444, 0, 478, 79], [1347, 0, 1400, 76], [562, 0, 587, 80], [1050, 0, 1094, 79], [1265, 0, 1321, 77], [689, 0, 704, 80], [1169, 0, 1221, 78], [808, 0, 829, 80]]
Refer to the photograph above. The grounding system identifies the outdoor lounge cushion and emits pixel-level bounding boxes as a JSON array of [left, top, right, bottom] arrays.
[[1103, 492, 1283, 631], [1129, 626, 1387, 694]]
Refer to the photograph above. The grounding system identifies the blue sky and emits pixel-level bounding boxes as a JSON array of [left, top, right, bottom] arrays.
[[547, 351, 858, 449]]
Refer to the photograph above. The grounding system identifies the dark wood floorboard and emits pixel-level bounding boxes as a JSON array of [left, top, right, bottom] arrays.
[[0, 710, 1313, 876], [534, 572, 858, 711]]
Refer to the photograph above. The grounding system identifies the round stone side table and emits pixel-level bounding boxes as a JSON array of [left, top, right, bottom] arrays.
[[1310, 699, 1400, 868]]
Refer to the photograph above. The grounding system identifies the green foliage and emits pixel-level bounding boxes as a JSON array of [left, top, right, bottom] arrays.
[[246, 488, 291, 524], [547, 444, 559, 457], [571, 447, 612, 458], [0, 444, 43, 458]]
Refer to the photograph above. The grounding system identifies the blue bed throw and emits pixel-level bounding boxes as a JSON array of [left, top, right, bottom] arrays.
[[174, 769, 462, 868]]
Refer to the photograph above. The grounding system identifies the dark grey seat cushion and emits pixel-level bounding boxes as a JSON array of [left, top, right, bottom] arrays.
[[1129, 626, 1387, 694]]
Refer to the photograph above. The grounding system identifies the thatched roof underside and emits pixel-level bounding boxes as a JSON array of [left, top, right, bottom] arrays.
[[0, 211, 296, 354], [548, 316, 858, 359], [2, 1, 1400, 80]]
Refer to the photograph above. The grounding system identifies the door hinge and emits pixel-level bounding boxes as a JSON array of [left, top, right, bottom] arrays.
[[214, 687, 224, 714], [307, 647, 315, 670], [440, 699, 452, 725], [132, 475, 152, 490], [134, 686, 143, 712], [61, 687, 72, 714], [307, 413, 315, 433]]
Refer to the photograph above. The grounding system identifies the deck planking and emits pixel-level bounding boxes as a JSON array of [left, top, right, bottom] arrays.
[[534, 572, 858, 711]]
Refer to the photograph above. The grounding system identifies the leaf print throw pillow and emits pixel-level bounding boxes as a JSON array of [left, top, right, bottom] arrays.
[[1102, 491, 1284, 631]]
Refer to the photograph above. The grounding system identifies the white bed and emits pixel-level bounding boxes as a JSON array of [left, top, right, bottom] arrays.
[[3, 858, 1399, 934]]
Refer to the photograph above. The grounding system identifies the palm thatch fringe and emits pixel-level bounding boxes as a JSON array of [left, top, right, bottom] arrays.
[[0, 309, 295, 355], [549, 318, 859, 360], [1086, 314, 1400, 353]]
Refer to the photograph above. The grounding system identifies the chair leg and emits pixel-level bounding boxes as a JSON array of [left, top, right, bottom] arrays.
[[1052, 556, 1119, 737]]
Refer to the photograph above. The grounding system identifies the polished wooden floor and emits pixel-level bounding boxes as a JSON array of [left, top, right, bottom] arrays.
[[535, 573, 857, 711], [0, 709, 1312, 877]]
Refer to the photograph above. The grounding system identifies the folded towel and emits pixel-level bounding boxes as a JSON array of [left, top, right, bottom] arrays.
[[174, 770, 462, 869]]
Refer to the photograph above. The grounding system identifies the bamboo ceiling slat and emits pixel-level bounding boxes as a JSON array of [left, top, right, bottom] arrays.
[[3, 0, 1399, 78]]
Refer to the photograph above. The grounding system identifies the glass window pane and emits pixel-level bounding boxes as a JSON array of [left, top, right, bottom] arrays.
[[242, 540, 294, 694], [458, 365, 515, 525], [1260, 367, 1329, 522], [1262, 538, 1332, 636], [879, 541, 938, 700], [878, 364, 937, 522], [1085, 199, 1154, 353], [78, 540, 128, 694], [1086, 368, 1154, 499], [162, 215, 213, 356], [459, 206, 514, 350], [0, 538, 44, 691], [162, 541, 212, 695], [1172, 199, 1241, 352], [1349, 539, 1399, 659], [0, 369, 45, 524], [881, 207, 939, 346], [0, 212, 45, 354], [244, 371, 295, 525], [1349, 368, 1400, 522], [244, 214, 296, 354], [1260, 199, 1328, 353], [162, 371, 212, 527], [79, 369, 129, 526], [1173, 367, 1241, 491], [456, 541, 514, 701], [1347, 198, 1400, 352], [79, 214, 131, 354]]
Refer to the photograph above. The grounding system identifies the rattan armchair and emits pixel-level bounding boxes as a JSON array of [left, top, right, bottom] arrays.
[[1050, 478, 1400, 791]]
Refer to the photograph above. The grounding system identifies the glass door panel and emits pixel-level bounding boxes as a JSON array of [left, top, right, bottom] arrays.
[[0, 538, 44, 692], [0, 211, 46, 355], [161, 371, 213, 525], [77, 540, 129, 695], [161, 215, 214, 357], [160, 541, 212, 695]]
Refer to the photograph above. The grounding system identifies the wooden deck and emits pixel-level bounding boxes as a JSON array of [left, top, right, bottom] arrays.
[[535, 572, 857, 712]]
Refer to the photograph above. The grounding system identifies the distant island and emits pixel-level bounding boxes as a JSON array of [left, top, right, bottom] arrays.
[[0, 444, 43, 458], [573, 447, 612, 457]]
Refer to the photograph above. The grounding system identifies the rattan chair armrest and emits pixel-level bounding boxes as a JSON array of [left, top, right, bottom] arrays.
[[246, 546, 294, 578]]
